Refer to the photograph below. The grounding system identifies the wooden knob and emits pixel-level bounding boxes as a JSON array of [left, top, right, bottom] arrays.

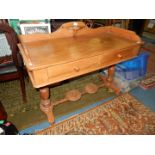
[[74, 67, 80, 72], [117, 54, 123, 58]]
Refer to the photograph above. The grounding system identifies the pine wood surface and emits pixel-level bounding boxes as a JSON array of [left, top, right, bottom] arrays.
[[18, 22, 142, 88]]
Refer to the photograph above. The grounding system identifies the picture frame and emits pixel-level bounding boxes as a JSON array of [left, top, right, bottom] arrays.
[[20, 23, 51, 35]]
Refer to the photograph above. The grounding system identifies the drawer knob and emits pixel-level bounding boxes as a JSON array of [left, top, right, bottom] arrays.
[[117, 54, 123, 58], [74, 67, 80, 72]]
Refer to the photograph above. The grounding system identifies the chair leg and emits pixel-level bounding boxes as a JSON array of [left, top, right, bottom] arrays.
[[19, 75, 26, 103]]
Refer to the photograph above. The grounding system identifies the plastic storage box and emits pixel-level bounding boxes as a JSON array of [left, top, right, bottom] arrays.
[[114, 75, 142, 92], [100, 70, 142, 93], [115, 52, 149, 80]]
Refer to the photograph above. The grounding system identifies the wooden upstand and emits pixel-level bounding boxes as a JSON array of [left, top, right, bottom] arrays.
[[18, 22, 143, 123]]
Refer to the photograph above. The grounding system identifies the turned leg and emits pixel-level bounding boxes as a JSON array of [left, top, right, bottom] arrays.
[[39, 87, 54, 123], [107, 65, 115, 82], [107, 66, 120, 94], [99, 65, 120, 95]]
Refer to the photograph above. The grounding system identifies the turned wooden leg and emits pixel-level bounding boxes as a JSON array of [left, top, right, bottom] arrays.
[[39, 87, 54, 123], [107, 65, 115, 82], [107, 66, 120, 94], [99, 65, 121, 95]]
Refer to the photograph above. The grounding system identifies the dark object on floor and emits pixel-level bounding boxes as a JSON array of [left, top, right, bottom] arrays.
[[0, 101, 18, 135], [0, 23, 26, 102], [0, 121, 19, 135]]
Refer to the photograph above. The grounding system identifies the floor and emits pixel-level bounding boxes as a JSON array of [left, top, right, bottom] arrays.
[[19, 85, 155, 134], [131, 87, 155, 112], [20, 95, 116, 134]]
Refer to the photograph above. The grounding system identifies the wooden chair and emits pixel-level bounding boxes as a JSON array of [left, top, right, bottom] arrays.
[[0, 23, 26, 102]]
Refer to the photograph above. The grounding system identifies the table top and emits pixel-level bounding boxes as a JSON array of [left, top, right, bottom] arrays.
[[18, 22, 143, 71]]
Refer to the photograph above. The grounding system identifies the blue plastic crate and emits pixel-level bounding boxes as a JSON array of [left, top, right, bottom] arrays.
[[116, 52, 149, 80]]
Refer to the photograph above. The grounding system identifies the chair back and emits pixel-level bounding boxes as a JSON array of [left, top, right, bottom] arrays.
[[0, 23, 20, 69]]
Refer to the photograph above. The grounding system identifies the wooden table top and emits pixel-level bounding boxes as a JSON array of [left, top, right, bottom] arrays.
[[22, 34, 136, 67], [18, 22, 142, 71]]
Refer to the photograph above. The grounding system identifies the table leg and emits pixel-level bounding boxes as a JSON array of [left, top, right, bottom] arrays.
[[99, 65, 121, 95], [39, 87, 54, 123]]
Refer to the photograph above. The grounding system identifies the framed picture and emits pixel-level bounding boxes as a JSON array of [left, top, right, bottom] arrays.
[[20, 23, 51, 34]]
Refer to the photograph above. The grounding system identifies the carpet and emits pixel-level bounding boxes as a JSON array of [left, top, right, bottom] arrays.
[[36, 93, 155, 135], [0, 72, 114, 130]]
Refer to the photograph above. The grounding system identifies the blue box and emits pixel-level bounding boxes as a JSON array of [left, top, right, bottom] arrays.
[[116, 52, 149, 80]]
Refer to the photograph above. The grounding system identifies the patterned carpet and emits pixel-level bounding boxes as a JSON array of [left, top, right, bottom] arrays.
[[36, 93, 155, 135]]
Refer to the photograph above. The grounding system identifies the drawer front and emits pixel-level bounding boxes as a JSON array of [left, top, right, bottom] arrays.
[[99, 47, 140, 67], [47, 56, 100, 84]]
